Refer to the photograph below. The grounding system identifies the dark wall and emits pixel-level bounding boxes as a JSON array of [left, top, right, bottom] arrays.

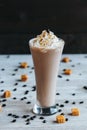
[[0, 0, 87, 54]]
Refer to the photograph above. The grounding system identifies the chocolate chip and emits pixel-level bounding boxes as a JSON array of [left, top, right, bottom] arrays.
[[30, 117, 34, 120], [72, 93, 76, 96], [56, 93, 60, 95], [64, 100, 69, 103], [14, 83, 18, 86], [24, 90, 29, 95], [66, 79, 70, 81], [13, 115, 20, 118], [79, 101, 84, 104], [13, 97, 17, 100], [26, 101, 31, 104], [2, 99, 7, 102], [60, 113, 65, 115], [20, 98, 24, 101], [23, 97, 27, 99], [22, 85, 27, 87], [8, 113, 12, 116], [59, 104, 64, 107], [83, 86, 87, 90], [0, 89, 4, 92], [31, 67, 34, 69], [32, 86, 36, 91], [72, 101, 76, 104], [84, 56, 87, 58], [42, 120, 46, 123], [25, 118, 30, 122], [1, 68, 5, 71], [71, 65, 75, 67], [2, 104, 6, 107], [12, 73, 16, 76], [66, 118, 68, 121], [7, 55, 10, 58], [26, 122, 30, 125], [0, 81, 4, 83], [14, 69, 18, 71], [58, 75, 62, 78], [56, 103, 59, 106], [13, 88, 17, 91], [32, 115, 36, 118], [39, 116, 44, 119], [22, 115, 28, 118], [11, 119, 16, 123], [58, 109, 62, 112]]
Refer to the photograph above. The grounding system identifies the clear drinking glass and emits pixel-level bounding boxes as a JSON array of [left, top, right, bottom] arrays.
[[29, 38, 64, 115]]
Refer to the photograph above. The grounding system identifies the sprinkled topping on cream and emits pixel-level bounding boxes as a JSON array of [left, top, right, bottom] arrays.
[[29, 30, 64, 49]]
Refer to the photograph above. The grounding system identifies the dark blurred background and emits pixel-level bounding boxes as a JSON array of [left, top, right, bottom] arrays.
[[0, 0, 87, 54]]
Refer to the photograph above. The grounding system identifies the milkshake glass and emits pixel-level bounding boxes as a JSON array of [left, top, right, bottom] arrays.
[[29, 30, 64, 115]]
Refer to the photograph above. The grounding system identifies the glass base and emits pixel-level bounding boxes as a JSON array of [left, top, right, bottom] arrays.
[[33, 104, 58, 115]]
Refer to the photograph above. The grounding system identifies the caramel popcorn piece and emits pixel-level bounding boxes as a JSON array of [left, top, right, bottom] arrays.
[[20, 62, 28, 68], [0, 105, 2, 111], [56, 115, 66, 123], [62, 57, 70, 63], [71, 108, 80, 116], [64, 69, 72, 75], [21, 74, 28, 81], [3, 90, 11, 98]]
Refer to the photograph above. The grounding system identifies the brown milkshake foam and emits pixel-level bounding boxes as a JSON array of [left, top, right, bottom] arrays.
[[29, 30, 64, 107]]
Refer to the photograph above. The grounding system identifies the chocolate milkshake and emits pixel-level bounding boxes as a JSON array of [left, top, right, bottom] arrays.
[[29, 30, 64, 115]]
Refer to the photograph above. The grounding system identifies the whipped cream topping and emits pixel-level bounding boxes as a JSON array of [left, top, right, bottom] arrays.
[[29, 30, 64, 49]]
